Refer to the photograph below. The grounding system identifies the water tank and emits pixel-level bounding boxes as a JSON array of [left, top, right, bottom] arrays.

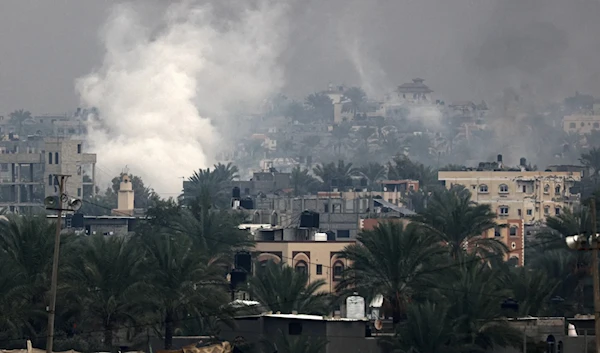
[[497, 154, 503, 163], [314, 232, 327, 241], [232, 187, 241, 199], [519, 157, 527, 166]]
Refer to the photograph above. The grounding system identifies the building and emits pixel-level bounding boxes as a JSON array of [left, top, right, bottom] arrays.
[[563, 101, 600, 134], [252, 239, 355, 293], [0, 137, 96, 213], [396, 78, 434, 103], [438, 161, 582, 265], [112, 174, 135, 216], [219, 313, 377, 353]]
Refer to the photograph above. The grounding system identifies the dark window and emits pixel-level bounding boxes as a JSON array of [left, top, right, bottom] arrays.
[[288, 322, 302, 335], [555, 207, 561, 216], [295, 260, 307, 275], [333, 261, 344, 281], [77, 144, 81, 154], [522, 185, 526, 193], [244, 188, 250, 195], [77, 188, 81, 197], [337, 230, 350, 238], [509, 226, 517, 236], [48, 152, 52, 164], [494, 226, 501, 237], [55, 152, 59, 164], [324, 204, 329, 213], [527, 209, 532, 215], [517, 209, 522, 217], [316, 264, 322, 275], [569, 122, 576, 128], [555, 185, 561, 195], [48, 174, 53, 186]]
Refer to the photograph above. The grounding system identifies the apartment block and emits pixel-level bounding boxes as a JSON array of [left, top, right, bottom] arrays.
[[438, 168, 581, 265], [0, 137, 96, 213]]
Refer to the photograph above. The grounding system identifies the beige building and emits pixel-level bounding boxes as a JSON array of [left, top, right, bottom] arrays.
[[563, 114, 600, 134], [253, 240, 355, 293], [438, 169, 582, 266]]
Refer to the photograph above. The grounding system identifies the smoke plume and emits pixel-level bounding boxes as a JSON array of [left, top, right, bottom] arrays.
[[76, 0, 288, 196]]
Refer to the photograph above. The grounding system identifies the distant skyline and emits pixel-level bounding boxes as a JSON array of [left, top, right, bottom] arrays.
[[2, 0, 600, 114]]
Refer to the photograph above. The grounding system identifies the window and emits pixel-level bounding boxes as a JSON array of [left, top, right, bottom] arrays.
[[555, 185, 561, 195], [522, 185, 526, 193], [77, 188, 81, 197], [48, 174, 53, 186], [517, 209, 522, 217], [77, 165, 82, 176], [544, 206, 550, 215], [499, 206, 509, 215], [494, 226, 501, 237], [527, 209, 532, 216], [333, 261, 344, 281], [499, 184, 509, 193], [479, 184, 488, 193], [288, 322, 302, 335], [509, 226, 517, 236], [544, 184, 550, 193], [555, 207, 561, 216], [316, 264, 322, 275], [55, 152, 59, 164], [594, 123, 599, 129], [569, 122, 576, 128], [337, 229, 350, 238], [295, 260, 307, 275], [48, 152, 52, 164], [77, 144, 82, 154], [324, 204, 329, 213]]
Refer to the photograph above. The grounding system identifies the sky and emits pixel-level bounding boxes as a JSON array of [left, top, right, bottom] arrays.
[[1, 0, 600, 114]]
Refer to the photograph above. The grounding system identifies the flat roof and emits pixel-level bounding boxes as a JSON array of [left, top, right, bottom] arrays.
[[235, 313, 367, 322]]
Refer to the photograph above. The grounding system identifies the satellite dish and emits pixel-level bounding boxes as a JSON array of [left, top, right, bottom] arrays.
[[374, 319, 383, 331]]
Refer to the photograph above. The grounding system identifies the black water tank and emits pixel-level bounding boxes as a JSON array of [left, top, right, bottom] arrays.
[[71, 213, 84, 228], [235, 251, 252, 273], [232, 187, 241, 199], [360, 178, 368, 187], [519, 157, 526, 166], [300, 210, 320, 228], [497, 154, 503, 163], [240, 197, 254, 209], [230, 269, 247, 290]]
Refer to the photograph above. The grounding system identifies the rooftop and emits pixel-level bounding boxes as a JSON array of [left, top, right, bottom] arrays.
[[235, 313, 367, 322], [397, 78, 433, 94]]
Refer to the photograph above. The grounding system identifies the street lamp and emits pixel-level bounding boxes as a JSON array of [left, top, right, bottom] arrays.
[[564, 198, 600, 353]]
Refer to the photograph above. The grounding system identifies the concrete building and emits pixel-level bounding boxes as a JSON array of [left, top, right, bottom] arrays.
[[252, 239, 355, 293], [112, 174, 135, 216], [396, 78, 434, 103], [0, 137, 96, 213], [219, 313, 377, 353], [438, 164, 582, 266], [563, 102, 600, 134]]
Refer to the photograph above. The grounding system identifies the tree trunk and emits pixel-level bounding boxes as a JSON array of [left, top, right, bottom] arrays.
[[164, 312, 174, 349], [104, 325, 113, 353]]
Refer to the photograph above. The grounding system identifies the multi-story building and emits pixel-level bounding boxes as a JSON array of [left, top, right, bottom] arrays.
[[0, 137, 96, 213], [562, 102, 600, 135], [438, 160, 582, 265]]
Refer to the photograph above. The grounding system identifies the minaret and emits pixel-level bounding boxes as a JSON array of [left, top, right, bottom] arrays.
[[111, 174, 135, 216]]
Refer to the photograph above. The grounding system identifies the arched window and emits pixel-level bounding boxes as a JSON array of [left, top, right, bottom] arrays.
[[479, 184, 488, 193], [544, 184, 550, 193], [509, 226, 518, 236], [252, 211, 260, 224], [499, 184, 509, 193], [555, 185, 561, 195], [270, 211, 278, 226], [332, 261, 344, 282], [295, 260, 307, 275]]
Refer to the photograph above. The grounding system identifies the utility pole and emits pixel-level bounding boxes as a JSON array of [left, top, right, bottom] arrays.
[[44, 175, 82, 353], [565, 197, 600, 353]]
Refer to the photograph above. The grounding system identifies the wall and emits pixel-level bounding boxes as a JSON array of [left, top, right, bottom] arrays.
[[253, 240, 355, 293], [563, 114, 600, 134]]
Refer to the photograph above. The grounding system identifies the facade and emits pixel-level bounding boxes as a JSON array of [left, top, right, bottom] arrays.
[[396, 78, 434, 103], [438, 169, 582, 265], [563, 114, 600, 134], [252, 239, 355, 293], [219, 314, 377, 353], [0, 137, 96, 213]]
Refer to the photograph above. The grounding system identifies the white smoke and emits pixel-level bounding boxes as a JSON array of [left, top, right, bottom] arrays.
[[76, 0, 288, 196]]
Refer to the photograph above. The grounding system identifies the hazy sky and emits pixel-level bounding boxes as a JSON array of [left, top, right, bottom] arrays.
[[2, 0, 600, 114]]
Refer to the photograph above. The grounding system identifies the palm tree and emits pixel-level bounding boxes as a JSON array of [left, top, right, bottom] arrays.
[[290, 166, 319, 196], [312, 160, 355, 190], [285, 101, 307, 123], [379, 301, 458, 353], [411, 185, 508, 260], [445, 261, 522, 352], [248, 261, 330, 315], [183, 163, 239, 208], [580, 148, 600, 178], [0, 258, 32, 343], [386, 155, 437, 187], [8, 109, 32, 135], [61, 235, 146, 350], [330, 123, 352, 155], [342, 87, 367, 120], [503, 267, 559, 317], [357, 162, 386, 189], [305, 93, 333, 122], [139, 231, 231, 349], [336, 222, 446, 323]]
